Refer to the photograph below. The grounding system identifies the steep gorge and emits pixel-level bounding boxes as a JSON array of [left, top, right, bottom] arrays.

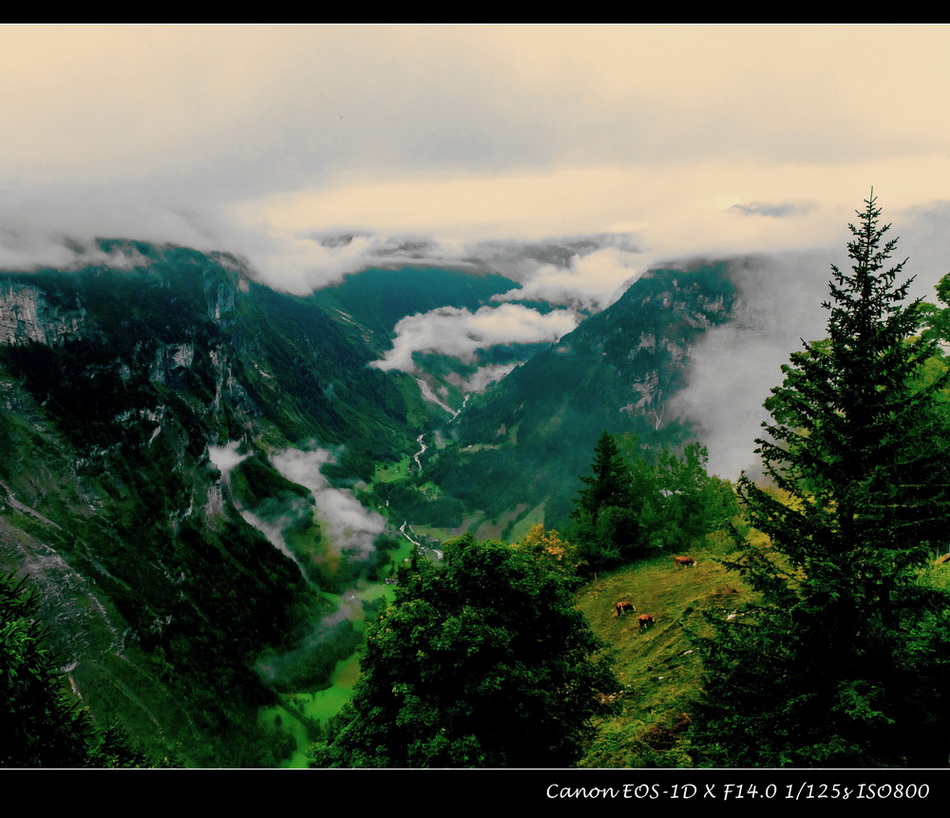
[[0, 246, 741, 765], [414, 262, 738, 538], [0, 243, 423, 764]]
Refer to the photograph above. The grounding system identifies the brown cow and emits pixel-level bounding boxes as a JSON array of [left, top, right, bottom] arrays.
[[673, 555, 697, 569], [614, 600, 635, 617], [638, 614, 655, 631]]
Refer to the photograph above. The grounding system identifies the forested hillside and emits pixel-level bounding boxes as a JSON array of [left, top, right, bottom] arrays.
[[4, 196, 950, 768], [0, 244, 431, 764]]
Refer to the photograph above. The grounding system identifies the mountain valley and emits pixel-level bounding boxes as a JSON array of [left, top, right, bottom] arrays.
[[0, 242, 756, 765]]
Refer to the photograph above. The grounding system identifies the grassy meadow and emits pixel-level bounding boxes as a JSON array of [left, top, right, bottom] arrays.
[[576, 541, 747, 767]]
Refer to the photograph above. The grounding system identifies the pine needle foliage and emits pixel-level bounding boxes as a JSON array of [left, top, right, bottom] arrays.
[[692, 193, 950, 767], [0, 572, 146, 767]]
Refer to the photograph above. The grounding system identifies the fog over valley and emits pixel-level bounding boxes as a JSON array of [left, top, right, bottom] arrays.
[[5, 26, 950, 480], [6, 25, 950, 770]]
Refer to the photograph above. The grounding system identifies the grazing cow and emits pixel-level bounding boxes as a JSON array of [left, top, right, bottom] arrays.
[[614, 600, 635, 617], [638, 614, 655, 631], [673, 555, 697, 569]]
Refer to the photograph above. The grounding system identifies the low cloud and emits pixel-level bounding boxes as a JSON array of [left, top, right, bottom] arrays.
[[270, 447, 385, 562], [492, 245, 643, 311], [239, 506, 311, 580], [729, 201, 816, 219], [459, 363, 518, 394], [207, 441, 248, 475], [0, 205, 180, 273], [670, 252, 839, 478], [371, 303, 578, 374], [468, 235, 628, 276], [225, 229, 380, 294]]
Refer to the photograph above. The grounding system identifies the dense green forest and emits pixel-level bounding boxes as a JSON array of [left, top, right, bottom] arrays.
[[4, 197, 950, 767]]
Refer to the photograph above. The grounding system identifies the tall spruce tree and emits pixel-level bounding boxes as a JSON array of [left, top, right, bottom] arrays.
[[570, 431, 639, 570], [693, 193, 950, 766], [576, 431, 633, 521]]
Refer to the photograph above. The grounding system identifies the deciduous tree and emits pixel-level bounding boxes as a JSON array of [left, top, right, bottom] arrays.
[[309, 534, 618, 767]]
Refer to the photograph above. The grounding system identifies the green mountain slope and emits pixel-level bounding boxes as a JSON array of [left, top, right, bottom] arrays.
[[0, 243, 426, 765], [416, 263, 737, 536], [573, 543, 747, 767], [0, 247, 742, 766], [310, 265, 519, 350]]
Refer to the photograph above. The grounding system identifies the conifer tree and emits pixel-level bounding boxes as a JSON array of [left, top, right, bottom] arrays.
[[569, 431, 639, 571], [693, 193, 950, 766], [0, 572, 146, 767], [576, 431, 632, 522]]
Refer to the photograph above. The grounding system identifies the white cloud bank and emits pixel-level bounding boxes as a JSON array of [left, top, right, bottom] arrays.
[[668, 244, 943, 480], [492, 245, 643, 311], [371, 303, 579, 374], [270, 447, 385, 562], [2, 25, 950, 305]]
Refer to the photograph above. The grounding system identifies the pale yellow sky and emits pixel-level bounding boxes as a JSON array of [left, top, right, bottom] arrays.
[[4, 24, 948, 476], [1, 24, 949, 292]]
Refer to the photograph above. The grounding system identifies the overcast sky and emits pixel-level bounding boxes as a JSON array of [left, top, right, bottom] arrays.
[[7, 24, 950, 475], [3, 24, 950, 291]]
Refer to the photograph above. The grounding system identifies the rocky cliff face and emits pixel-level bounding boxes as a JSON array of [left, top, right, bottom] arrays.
[[0, 280, 84, 346], [0, 243, 420, 765]]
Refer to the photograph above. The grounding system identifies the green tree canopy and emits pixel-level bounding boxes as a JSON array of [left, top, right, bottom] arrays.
[[309, 534, 618, 767], [692, 193, 950, 766], [570, 432, 736, 572], [576, 431, 633, 521], [0, 572, 145, 767]]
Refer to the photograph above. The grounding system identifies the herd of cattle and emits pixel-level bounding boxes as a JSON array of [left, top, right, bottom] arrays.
[[613, 555, 698, 632]]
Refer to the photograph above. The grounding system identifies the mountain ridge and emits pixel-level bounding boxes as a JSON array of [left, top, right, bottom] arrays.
[[409, 262, 738, 537], [0, 244, 741, 764]]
